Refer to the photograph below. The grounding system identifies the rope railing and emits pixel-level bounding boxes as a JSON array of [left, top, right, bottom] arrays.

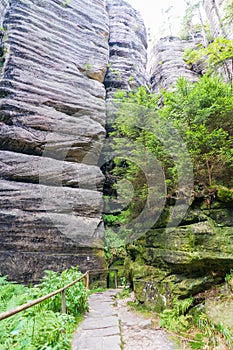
[[0, 268, 118, 322]]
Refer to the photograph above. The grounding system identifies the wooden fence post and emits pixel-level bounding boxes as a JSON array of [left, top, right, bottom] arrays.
[[61, 290, 66, 313], [114, 270, 118, 289], [84, 273, 89, 290], [86, 272, 89, 290]]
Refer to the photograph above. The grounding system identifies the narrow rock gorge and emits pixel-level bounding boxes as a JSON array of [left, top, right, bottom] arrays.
[[0, 0, 232, 321]]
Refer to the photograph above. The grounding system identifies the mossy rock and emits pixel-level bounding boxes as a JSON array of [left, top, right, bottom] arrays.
[[205, 208, 233, 226], [206, 299, 233, 330], [217, 186, 233, 203], [127, 200, 233, 310]]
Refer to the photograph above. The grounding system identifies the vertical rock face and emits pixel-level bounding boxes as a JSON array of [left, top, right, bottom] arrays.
[[202, 0, 232, 39], [0, 0, 149, 283], [104, 0, 149, 99], [102, 0, 149, 195], [149, 37, 200, 92], [0, 0, 110, 282]]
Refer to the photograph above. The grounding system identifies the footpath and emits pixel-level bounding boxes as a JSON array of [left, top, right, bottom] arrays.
[[72, 290, 180, 350]]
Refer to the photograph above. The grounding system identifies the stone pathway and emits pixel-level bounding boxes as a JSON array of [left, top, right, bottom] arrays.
[[72, 290, 121, 350], [72, 290, 180, 350], [116, 296, 180, 350]]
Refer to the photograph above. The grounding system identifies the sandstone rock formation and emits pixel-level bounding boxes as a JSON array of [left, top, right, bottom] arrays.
[[104, 0, 149, 98], [149, 37, 200, 92], [0, 0, 149, 283], [202, 0, 232, 39], [0, 0, 110, 282], [127, 199, 233, 311], [102, 0, 149, 195]]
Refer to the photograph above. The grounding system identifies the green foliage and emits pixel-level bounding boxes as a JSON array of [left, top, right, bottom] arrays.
[[193, 311, 233, 349], [103, 77, 233, 250], [159, 298, 233, 349], [33, 267, 88, 316], [110, 77, 233, 194], [217, 186, 233, 203], [84, 62, 92, 70], [160, 75, 233, 187], [62, 0, 70, 6], [102, 212, 128, 227], [117, 287, 131, 299], [104, 228, 127, 264], [225, 269, 233, 282], [178, 1, 201, 40], [184, 37, 233, 82], [0, 267, 88, 349], [222, 0, 233, 27], [159, 297, 194, 332]]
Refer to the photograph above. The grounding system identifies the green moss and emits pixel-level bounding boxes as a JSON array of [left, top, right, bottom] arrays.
[[217, 186, 233, 203]]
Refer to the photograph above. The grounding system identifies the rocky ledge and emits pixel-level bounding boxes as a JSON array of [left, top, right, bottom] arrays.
[[126, 198, 233, 311]]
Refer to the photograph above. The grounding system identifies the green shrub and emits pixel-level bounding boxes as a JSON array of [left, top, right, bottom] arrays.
[[159, 297, 194, 332], [217, 186, 233, 202], [0, 267, 88, 349]]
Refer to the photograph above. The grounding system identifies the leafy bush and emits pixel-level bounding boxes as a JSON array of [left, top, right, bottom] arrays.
[[217, 186, 233, 203], [0, 267, 88, 349], [33, 267, 88, 316], [110, 78, 233, 195], [159, 297, 193, 332], [159, 296, 233, 349]]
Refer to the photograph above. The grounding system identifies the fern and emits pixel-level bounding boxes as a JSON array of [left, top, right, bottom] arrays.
[[0, 268, 87, 349]]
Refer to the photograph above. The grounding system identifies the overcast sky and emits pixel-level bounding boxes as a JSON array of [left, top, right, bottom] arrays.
[[126, 0, 187, 40]]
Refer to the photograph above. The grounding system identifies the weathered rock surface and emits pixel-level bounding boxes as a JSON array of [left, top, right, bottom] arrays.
[[0, 0, 108, 160], [149, 37, 200, 92], [102, 0, 149, 198], [0, 0, 110, 282], [0, 151, 104, 191], [126, 200, 233, 311], [0, 0, 151, 283], [202, 0, 232, 39], [104, 0, 149, 99]]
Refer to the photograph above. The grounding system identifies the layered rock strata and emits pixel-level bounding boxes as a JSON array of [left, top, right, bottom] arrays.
[[202, 0, 232, 39], [0, 0, 149, 283], [0, 0, 109, 282], [149, 37, 200, 92], [105, 0, 149, 99], [127, 199, 233, 311]]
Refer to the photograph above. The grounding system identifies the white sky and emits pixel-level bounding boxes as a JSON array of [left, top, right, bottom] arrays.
[[126, 0, 187, 40]]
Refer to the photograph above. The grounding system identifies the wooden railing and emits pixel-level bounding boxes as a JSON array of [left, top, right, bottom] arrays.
[[0, 268, 118, 322]]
